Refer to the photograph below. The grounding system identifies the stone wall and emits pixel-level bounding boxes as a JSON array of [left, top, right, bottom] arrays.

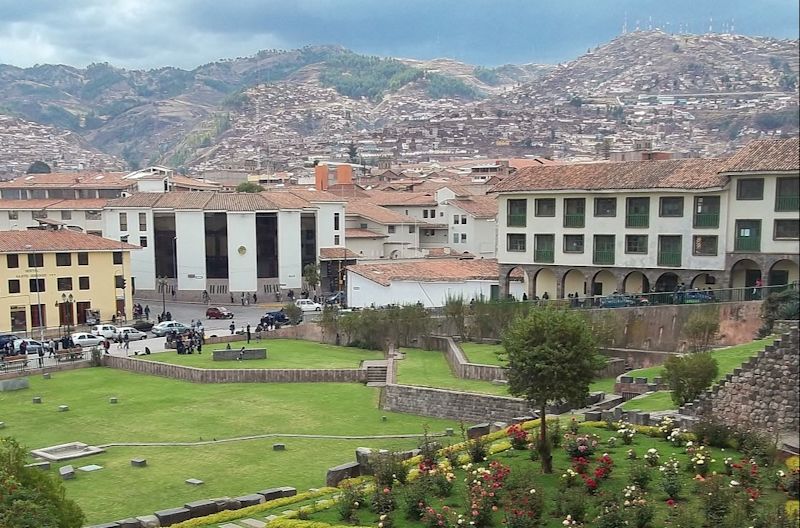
[[679, 326, 800, 434], [424, 335, 508, 382], [0, 359, 92, 381], [602, 348, 677, 369], [381, 384, 535, 422], [102, 356, 367, 383]]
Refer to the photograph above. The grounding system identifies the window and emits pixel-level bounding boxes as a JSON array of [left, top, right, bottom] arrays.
[[3, 189, 22, 199], [460, 215, 467, 225], [32, 210, 47, 219], [693, 236, 718, 256], [8, 211, 18, 220], [409, 225, 416, 233], [735, 220, 761, 251], [659, 197, 684, 217], [737, 178, 764, 200], [56, 253, 72, 266], [99, 189, 121, 199], [119, 212, 128, 231], [593, 235, 615, 265], [423, 229, 435, 236], [57, 277, 73, 291], [31, 190, 47, 199], [460, 233, 466, 243], [333, 213, 340, 230], [27, 253, 43, 268], [60, 210, 72, 220], [78, 189, 95, 199], [658, 236, 682, 267], [429, 209, 436, 218], [563, 234, 584, 253], [453, 214, 459, 225], [139, 212, 147, 231], [507, 199, 528, 226], [139, 236, 148, 247], [86, 211, 101, 220], [29, 278, 45, 292], [8, 279, 20, 294], [114, 275, 125, 288], [534, 198, 555, 217], [563, 198, 585, 227], [359, 223, 368, 229], [113, 252, 123, 265], [776, 178, 800, 211], [453, 233, 459, 244], [626, 197, 649, 228], [30, 304, 46, 328], [79, 276, 90, 290], [423, 210, 429, 218], [334, 235, 340, 245], [77, 252, 89, 265], [594, 197, 616, 217], [6, 254, 18, 268], [534, 234, 555, 262], [693, 196, 720, 228], [625, 235, 648, 254], [774, 219, 800, 240], [507, 234, 526, 252], [388, 225, 396, 234]]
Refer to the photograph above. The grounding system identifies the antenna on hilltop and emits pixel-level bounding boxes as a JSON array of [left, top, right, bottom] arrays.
[[648, 16, 653, 30], [635, 19, 640, 31], [730, 18, 735, 33], [622, 12, 628, 34], [708, 17, 713, 33]]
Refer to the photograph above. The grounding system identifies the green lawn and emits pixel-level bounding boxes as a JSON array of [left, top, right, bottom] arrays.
[[621, 391, 676, 411], [397, 348, 510, 396], [0, 368, 456, 523], [459, 342, 506, 366], [141, 338, 384, 369]]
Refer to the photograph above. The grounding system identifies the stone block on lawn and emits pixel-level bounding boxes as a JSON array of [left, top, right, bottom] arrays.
[[114, 519, 140, 528], [134, 515, 159, 528], [355, 447, 373, 474], [584, 411, 602, 422], [109, 397, 118, 404], [0, 378, 29, 391], [0, 422, 4, 429], [85, 523, 120, 528], [59, 465, 75, 480], [219, 524, 241, 528], [467, 422, 490, 439], [32, 396, 42, 404], [277, 486, 297, 498], [43, 372, 51, 379], [257, 488, 283, 502], [184, 499, 218, 517], [58, 405, 69, 412], [25, 461, 50, 470], [445, 427, 454, 436], [235, 494, 265, 507], [212, 497, 240, 510], [185, 478, 204, 485], [154, 507, 191, 525], [272, 443, 285, 451], [490, 422, 507, 432], [131, 458, 147, 467], [326, 461, 360, 487], [240, 519, 267, 528], [511, 416, 536, 424]]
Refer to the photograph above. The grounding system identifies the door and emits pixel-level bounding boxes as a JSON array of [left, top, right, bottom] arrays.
[[76, 302, 91, 325], [116, 299, 126, 318], [745, 269, 762, 300]]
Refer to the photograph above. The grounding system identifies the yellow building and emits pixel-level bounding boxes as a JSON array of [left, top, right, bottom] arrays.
[[0, 228, 137, 336]]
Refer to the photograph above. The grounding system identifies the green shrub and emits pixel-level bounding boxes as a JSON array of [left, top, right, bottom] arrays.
[[684, 308, 719, 352], [628, 461, 652, 490], [663, 352, 719, 406], [693, 419, 734, 448], [759, 288, 800, 336]]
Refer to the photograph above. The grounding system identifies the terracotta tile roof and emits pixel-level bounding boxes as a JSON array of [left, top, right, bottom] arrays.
[[205, 193, 274, 211], [347, 258, 500, 286], [105, 193, 164, 208], [170, 175, 222, 190], [153, 192, 214, 210], [319, 247, 360, 260], [261, 191, 311, 209], [0, 229, 139, 253], [285, 188, 347, 203], [325, 184, 370, 199], [447, 196, 498, 218], [721, 137, 800, 173], [361, 190, 438, 207], [345, 201, 419, 225], [491, 158, 727, 193], [425, 247, 476, 258], [45, 199, 109, 210], [0, 199, 62, 210], [0, 172, 129, 188], [345, 228, 387, 239]]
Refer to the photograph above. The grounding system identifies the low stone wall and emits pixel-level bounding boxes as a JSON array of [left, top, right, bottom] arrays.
[[597, 358, 627, 379], [381, 383, 534, 422], [212, 348, 267, 361], [0, 359, 92, 381], [102, 355, 367, 384], [614, 375, 668, 398], [425, 335, 507, 382], [680, 326, 799, 434], [602, 347, 677, 369], [205, 334, 246, 345]]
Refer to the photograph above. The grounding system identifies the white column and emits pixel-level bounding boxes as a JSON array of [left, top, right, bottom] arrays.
[[226, 212, 257, 292], [277, 210, 302, 289], [175, 211, 206, 291]]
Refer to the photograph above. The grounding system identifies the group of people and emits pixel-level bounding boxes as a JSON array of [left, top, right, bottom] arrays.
[[132, 303, 150, 320], [157, 311, 173, 323], [232, 292, 259, 306], [171, 329, 204, 355]]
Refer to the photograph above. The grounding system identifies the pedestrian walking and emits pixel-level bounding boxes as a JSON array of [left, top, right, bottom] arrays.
[[246, 324, 251, 344], [48, 338, 57, 358], [229, 321, 236, 335], [144, 305, 150, 319], [241, 292, 245, 306], [37, 348, 44, 368], [102, 339, 110, 355], [253, 293, 257, 304], [123, 333, 130, 355]]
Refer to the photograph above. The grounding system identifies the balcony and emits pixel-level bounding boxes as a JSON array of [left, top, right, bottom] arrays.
[[658, 251, 682, 267], [507, 214, 527, 227], [693, 212, 719, 228], [593, 250, 615, 265], [776, 195, 800, 212], [735, 237, 761, 252], [534, 249, 554, 263], [625, 214, 649, 228], [563, 214, 585, 228]]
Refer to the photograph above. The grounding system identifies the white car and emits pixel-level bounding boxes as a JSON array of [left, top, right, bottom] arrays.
[[12, 339, 44, 355], [151, 321, 191, 337], [71, 332, 105, 348], [90, 324, 118, 339], [295, 299, 323, 312], [114, 327, 147, 340]]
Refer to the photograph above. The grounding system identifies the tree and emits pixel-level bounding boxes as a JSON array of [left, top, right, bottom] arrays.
[[501, 308, 606, 473], [25, 161, 51, 174], [684, 309, 720, 352], [283, 302, 303, 326], [235, 181, 264, 193], [303, 263, 320, 292], [663, 353, 719, 406], [347, 142, 359, 164], [444, 294, 466, 338], [0, 437, 85, 527]]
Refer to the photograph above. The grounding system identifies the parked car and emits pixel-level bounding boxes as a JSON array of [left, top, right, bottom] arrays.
[[12, 339, 43, 355], [0, 334, 20, 351], [114, 327, 148, 340], [325, 291, 346, 305], [151, 321, 191, 337], [132, 319, 154, 332], [206, 306, 234, 319], [90, 324, 118, 339], [599, 294, 637, 309], [295, 299, 323, 312], [71, 332, 105, 348], [262, 310, 290, 325]]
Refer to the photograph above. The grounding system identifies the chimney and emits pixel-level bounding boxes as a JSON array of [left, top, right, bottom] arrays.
[[314, 165, 329, 191], [336, 165, 353, 185]]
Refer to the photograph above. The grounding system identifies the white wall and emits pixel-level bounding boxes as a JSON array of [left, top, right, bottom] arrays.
[[103, 208, 156, 291], [347, 238, 385, 259], [278, 210, 302, 289], [226, 212, 257, 292], [175, 211, 207, 291], [347, 271, 496, 308]]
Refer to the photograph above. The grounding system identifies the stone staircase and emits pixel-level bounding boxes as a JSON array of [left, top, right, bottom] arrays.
[[362, 360, 388, 387]]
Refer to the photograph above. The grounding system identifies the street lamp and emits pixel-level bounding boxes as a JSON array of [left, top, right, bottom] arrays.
[[157, 276, 168, 319], [61, 293, 74, 335], [24, 244, 44, 342]]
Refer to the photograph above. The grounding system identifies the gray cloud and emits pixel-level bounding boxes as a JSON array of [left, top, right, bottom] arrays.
[[0, 0, 796, 69]]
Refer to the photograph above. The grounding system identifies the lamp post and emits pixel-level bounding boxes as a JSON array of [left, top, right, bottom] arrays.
[[61, 293, 74, 336], [24, 244, 45, 342], [157, 276, 168, 319]]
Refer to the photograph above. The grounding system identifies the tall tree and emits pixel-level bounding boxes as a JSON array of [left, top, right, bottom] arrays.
[[347, 142, 358, 164], [501, 308, 605, 473], [303, 263, 320, 292], [235, 181, 264, 193], [26, 161, 52, 174]]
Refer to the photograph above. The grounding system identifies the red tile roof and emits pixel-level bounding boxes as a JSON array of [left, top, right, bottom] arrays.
[[447, 196, 498, 218], [44, 199, 109, 210], [491, 158, 727, 193], [170, 175, 222, 190], [345, 201, 420, 224], [261, 191, 311, 209], [0, 172, 129, 189], [721, 137, 800, 174], [0, 199, 63, 210], [205, 193, 273, 211], [347, 258, 501, 286], [284, 188, 347, 203], [319, 247, 360, 260], [0, 229, 139, 252], [424, 247, 476, 258], [361, 190, 438, 207], [345, 228, 387, 239]]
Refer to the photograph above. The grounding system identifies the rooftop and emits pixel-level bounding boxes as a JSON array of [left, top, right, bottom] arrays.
[[319, 247, 360, 260], [720, 137, 800, 174], [347, 258, 501, 286], [345, 200, 420, 225], [0, 172, 129, 189], [446, 196, 498, 218], [345, 228, 388, 239], [0, 229, 139, 253]]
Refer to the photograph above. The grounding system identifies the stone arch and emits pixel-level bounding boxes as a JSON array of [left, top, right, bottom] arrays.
[[729, 258, 761, 288], [691, 273, 718, 289], [623, 271, 650, 293], [533, 268, 557, 299], [655, 272, 680, 292], [768, 258, 799, 287], [562, 269, 588, 298], [505, 266, 531, 301], [591, 269, 617, 296]]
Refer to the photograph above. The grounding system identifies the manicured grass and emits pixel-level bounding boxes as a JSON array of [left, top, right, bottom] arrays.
[[141, 339, 384, 369], [589, 377, 617, 394], [621, 390, 676, 411], [397, 348, 510, 396], [459, 342, 506, 366], [0, 368, 456, 523]]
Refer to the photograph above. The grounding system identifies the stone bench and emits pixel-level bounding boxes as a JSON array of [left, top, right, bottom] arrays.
[[212, 348, 267, 361]]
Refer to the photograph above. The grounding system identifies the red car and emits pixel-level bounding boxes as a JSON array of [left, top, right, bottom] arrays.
[[206, 307, 234, 319]]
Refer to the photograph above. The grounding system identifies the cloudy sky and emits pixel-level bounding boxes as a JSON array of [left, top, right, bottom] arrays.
[[1, 0, 797, 70]]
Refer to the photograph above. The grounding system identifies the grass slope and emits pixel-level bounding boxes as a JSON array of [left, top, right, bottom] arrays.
[[459, 342, 506, 366], [397, 348, 509, 396]]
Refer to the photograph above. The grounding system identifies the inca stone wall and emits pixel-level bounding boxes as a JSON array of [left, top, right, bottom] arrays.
[[381, 384, 535, 422], [681, 326, 799, 434]]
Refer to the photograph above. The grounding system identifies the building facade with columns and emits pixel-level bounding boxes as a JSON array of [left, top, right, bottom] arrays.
[[492, 138, 799, 300]]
